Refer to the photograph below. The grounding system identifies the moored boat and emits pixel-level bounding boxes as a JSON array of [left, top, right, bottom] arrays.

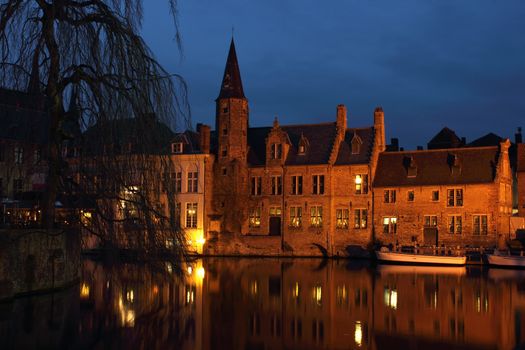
[[487, 251, 525, 268], [376, 248, 467, 266]]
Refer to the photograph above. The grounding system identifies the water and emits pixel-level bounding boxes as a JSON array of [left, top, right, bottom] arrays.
[[1, 258, 525, 349]]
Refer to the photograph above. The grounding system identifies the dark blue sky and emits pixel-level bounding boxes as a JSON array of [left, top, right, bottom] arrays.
[[142, 0, 525, 149]]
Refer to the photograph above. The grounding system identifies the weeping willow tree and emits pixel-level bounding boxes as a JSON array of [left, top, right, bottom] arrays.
[[0, 1, 190, 259]]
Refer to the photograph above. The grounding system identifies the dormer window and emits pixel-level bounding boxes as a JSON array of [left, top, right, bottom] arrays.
[[271, 143, 282, 159], [298, 145, 305, 154], [407, 156, 417, 178], [351, 133, 362, 155], [171, 142, 183, 154], [298, 133, 309, 155]]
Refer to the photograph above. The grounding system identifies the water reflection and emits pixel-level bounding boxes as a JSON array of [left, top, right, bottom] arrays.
[[2, 259, 525, 349]]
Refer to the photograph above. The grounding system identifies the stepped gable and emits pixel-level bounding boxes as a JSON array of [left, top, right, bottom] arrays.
[[374, 146, 500, 187], [247, 122, 338, 166], [335, 127, 375, 165], [427, 127, 463, 149]]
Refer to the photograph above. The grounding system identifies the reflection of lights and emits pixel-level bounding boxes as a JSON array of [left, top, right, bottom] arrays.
[[126, 289, 134, 303], [186, 289, 195, 304], [337, 285, 347, 302], [250, 280, 258, 296], [196, 266, 205, 280], [80, 283, 90, 299], [292, 282, 300, 299], [166, 263, 173, 273], [118, 296, 135, 327], [313, 286, 322, 305], [153, 285, 159, 295], [187, 266, 193, 275], [106, 281, 110, 289], [355, 321, 363, 347], [384, 287, 397, 310], [125, 310, 135, 326]]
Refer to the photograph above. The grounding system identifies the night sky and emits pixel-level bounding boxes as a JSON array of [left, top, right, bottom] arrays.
[[142, 0, 525, 149]]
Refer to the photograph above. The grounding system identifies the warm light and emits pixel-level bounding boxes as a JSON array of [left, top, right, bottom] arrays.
[[384, 288, 397, 310], [355, 321, 363, 347], [187, 266, 193, 275], [196, 266, 205, 280], [355, 175, 362, 184], [126, 289, 134, 303], [292, 282, 300, 299], [125, 310, 135, 327], [313, 286, 322, 305], [153, 285, 159, 295], [166, 262, 173, 273], [250, 280, 258, 296], [80, 283, 90, 299], [197, 237, 206, 245], [186, 289, 195, 304]]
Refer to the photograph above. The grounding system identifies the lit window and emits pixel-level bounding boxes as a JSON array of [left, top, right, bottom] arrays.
[[473, 215, 488, 235], [336, 209, 349, 229], [310, 206, 323, 227], [298, 144, 306, 154], [448, 215, 462, 234], [269, 207, 282, 216], [384, 190, 396, 203], [355, 174, 368, 194], [249, 208, 261, 228], [383, 217, 397, 234], [289, 206, 302, 227], [291, 175, 303, 195], [354, 209, 367, 229], [312, 175, 325, 195], [185, 203, 197, 228], [171, 142, 183, 154], [271, 176, 282, 195]]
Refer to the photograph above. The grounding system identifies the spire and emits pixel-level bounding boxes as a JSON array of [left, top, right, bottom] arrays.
[[217, 38, 245, 100]]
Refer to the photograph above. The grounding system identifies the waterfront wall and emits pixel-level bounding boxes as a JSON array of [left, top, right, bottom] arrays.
[[0, 229, 80, 300]]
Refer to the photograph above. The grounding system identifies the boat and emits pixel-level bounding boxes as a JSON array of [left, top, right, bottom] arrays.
[[376, 247, 467, 266], [486, 251, 525, 268]]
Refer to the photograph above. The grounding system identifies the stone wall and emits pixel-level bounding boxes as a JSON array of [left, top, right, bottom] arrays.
[[0, 229, 80, 300]]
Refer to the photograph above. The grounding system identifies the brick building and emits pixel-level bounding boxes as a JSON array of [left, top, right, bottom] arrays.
[[518, 143, 525, 217], [373, 140, 513, 248]]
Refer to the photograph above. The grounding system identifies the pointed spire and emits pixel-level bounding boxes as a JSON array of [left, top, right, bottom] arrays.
[[217, 38, 245, 100], [27, 43, 41, 95]]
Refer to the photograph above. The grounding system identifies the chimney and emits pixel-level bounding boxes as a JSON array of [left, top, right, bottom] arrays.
[[516, 127, 522, 144], [374, 107, 386, 152], [461, 137, 466, 146], [390, 138, 399, 151], [198, 124, 211, 154], [336, 104, 347, 131]]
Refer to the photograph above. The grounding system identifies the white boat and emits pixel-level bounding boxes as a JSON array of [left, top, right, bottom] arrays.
[[487, 251, 525, 268], [376, 248, 467, 266]]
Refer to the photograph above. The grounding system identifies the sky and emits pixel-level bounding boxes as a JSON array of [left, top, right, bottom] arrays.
[[141, 0, 525, 149]]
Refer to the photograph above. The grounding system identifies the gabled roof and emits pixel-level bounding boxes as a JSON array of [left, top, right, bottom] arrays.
[[335, 127, 375, 165], [246, 122, 338, 166], [467, 133, 502, 147], [374, 146, 500, 187], [427, 127, 463, 150], [171, 130, 202, 154], [217, 39, 245, 100]]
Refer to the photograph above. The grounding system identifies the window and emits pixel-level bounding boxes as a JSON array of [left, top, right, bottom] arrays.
[[187, 171, 198, 192], [298, 144, 305, 154], [269, 207, 282, 216], [432, 190, 439, 201], [251, 176, 262, 195], [34, 148, 41, 164], [310, 206, 323, 227], [222, 167, 227, 176], [222, 128, 228, 135], [171, 172, 182, 192], [312, 175, 325, 195], [249, 208, 261, 228], [447, 189, 463, 207], [354, 209, 368, 229], [13, 178, 23, 195], [271, 143, 282, 159], [271, 176, 282, 195], [424, 215, 438, 227], [407, 190, 415, 202], [171, 142, 183, 154], [473, 215, 488, 235], [223, 107, 228, 113], [290, 207, 302, 227], [14, 146, 23, 164], [221, 147, 227, 157], [384, 190, 396, 203], [355, 174, 368, 194], [383, 217, 397, 234], [291, 176, 303, 195], [185, 203, 197, 228], [336, 209, 349, 229], [448, 215, 462, 234]]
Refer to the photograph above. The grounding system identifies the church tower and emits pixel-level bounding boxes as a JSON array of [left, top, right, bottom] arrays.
[[216, 38, 249, 163], [213, 39, 250, 234]]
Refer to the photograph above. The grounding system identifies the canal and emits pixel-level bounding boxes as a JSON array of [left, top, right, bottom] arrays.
[[1, 257, 524, 349]]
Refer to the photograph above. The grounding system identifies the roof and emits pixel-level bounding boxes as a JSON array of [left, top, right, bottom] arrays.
[[171, 130, 202, 154], [427, 127, 464, 149], [373, 146, 500, 187], [217, 39, 245, 100], [467, 133, 503, 147], [335, 128, 375, 165]]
